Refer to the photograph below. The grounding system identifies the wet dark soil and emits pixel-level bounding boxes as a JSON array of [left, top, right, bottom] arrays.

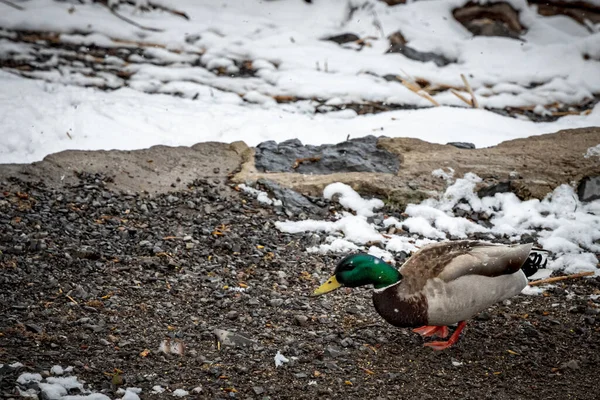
[[1, 175, 599, 399]]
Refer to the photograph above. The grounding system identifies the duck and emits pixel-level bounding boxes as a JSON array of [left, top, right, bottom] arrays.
[[312, 240, 546, 350]]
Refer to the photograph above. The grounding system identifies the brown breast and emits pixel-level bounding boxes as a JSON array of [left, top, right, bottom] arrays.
[[372, 285, 428, 328]]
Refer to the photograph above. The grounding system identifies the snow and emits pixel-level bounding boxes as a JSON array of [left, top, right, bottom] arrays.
[[151, 386, 166, 394], [323, 183, 384, 217], [274, 350, 289, 367], [432, 168, 455, 182], [51, 365, 64, 376], [238, 184, 282, 206], [585, 144, 600, 158], [14, 367, 113, 400], [17, 373, 43, 384], [118, 388, 141, 400], [172, 389, 189, 397], [46, 377, 83, 391], [39, 382, 68, 400], [0, 0, 599, 163], [276, 177, 600, 277]]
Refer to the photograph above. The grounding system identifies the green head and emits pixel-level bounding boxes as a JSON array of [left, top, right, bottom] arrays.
[[313, 253, 402, 296]]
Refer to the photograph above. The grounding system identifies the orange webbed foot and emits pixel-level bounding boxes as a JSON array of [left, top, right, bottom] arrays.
[[412, 325, 449, 339], [420, 321, 467, 351]]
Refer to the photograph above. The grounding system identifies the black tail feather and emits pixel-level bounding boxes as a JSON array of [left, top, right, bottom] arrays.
[[522, 249, 549, 277]]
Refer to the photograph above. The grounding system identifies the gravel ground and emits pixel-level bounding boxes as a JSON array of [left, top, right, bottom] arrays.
[[1, 173, 599, 400]]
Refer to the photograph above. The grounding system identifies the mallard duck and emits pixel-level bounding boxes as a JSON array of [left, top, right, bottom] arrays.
[[313, 240, 546, 350]]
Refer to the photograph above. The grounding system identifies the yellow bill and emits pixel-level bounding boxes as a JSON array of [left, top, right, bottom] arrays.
[[313, 275, 341, 296]]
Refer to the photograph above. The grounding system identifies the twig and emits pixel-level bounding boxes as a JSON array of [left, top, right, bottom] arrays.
[[0, 0, 24, 10], [292, 156, 321, 169], [529, 271, 594, 286], [450, 89, 473, 107], [460, 73, 479, 108], [65, 295, 79, 305], [148, 1, 189, 20], [97, 1, 164, 32], [400, 78, 440, 106]]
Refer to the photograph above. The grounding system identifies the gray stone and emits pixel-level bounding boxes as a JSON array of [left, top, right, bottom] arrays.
[[577, 176, 600, 202], [294, 315, 309, 326], [270, 298, 284, 307], [322, 33, 360, 44], [387, 44, 452, 67], [477, 181, 513, 198], [257, 179, 324, 216], [254, 136, 400, 174], [252, 386, 265, 395], [447, 142, 475, 149]]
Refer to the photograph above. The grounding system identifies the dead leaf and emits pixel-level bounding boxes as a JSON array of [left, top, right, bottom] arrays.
[[139, 349, 150, 357]]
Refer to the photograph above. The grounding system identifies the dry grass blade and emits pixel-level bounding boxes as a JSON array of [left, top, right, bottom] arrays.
[[529, 271, 594, 286], [460, 74, 479, 108], [450, 89, 473, 106], [400, 78, 440, 106]]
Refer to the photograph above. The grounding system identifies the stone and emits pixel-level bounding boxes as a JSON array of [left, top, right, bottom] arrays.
[[577, 176, 600, 202], [252, 386, 265, 395], [294, 315, 309, 326], [322, 33, 359, 44], [477, 181, 513, 198], [447, 142, 475, 149], [387, 44, 452, 67], [254, 136, 400, 174], [257, 179, 324, 216], [453, 2, 524, 39], [270, 298, 284, 307]]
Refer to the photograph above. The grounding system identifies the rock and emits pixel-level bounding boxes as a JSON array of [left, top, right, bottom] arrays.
[[214, 329, 256, 348], [294, 315, 309, 326], [226, 311, 238, 320], [453, 2, 524, 39], [325, 345, 342, 358], [560, 360, 580, 370], [447, 142, 475, 150], [270, 298, 284, 307], [253, 386, 265, 395], [577, 176, 600, 202], [322, 33, 359, 44], [531, 0, 600, 26], [477, 181, 513, 198], [257, 179, 324, 216], [388, 31, 406, 46], [386, 44, 452, 67], [254, 136, 400, 174]]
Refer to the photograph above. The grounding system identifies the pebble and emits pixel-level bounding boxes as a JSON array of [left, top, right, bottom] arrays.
[[270, 298, 284, 307], [294, 315, 309, 326]]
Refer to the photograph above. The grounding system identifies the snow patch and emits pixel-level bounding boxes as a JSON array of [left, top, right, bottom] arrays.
[[172, 389, 189, 397], [323, 183, 383, 217], [274, 350, 289, 367]]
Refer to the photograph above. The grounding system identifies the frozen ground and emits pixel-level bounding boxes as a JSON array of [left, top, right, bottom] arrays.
[[1, 0, 599, 163]]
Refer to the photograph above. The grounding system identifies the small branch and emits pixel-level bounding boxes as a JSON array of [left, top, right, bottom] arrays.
[[292, 156, 321, 169], [529, 271, 594, 286], [148, 1, 189, 20], [97, 1, 164, 32], [400, 78, 440, 106], [0, 0, 24, 10], [460, 73, 479, 108], [450, 89, 473, 107]]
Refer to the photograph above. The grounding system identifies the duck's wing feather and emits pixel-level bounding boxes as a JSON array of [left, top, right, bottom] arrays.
[[399, 241, 533, 293]]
